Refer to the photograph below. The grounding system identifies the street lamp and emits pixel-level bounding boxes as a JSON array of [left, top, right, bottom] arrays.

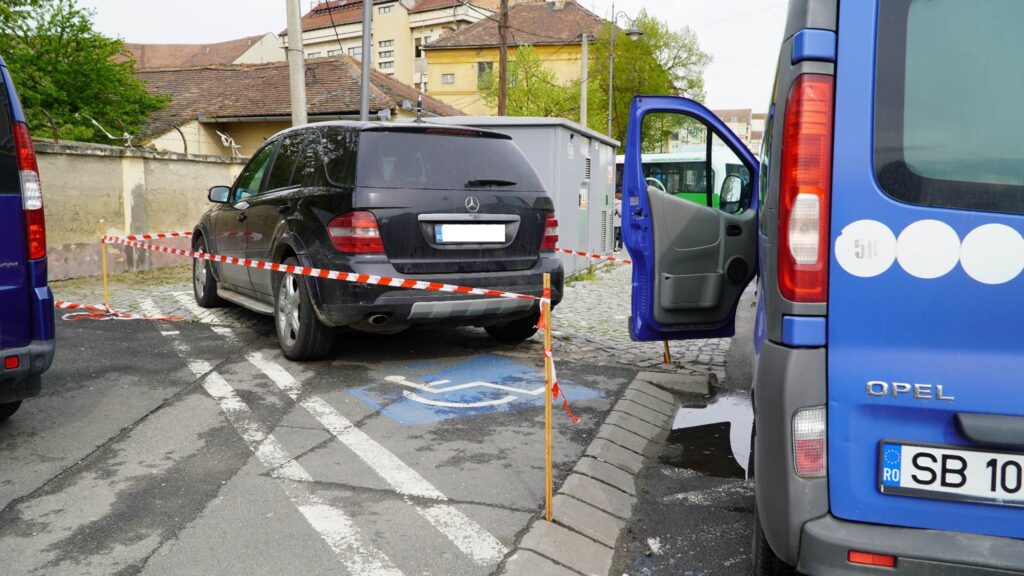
[[608, 4, 643, 137]]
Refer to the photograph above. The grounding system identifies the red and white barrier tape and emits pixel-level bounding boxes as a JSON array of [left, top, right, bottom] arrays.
[[102, 236, 541, 301], [542, 284, 580, 424], [118, 231, 193, 241], [55, 300, 183, 321], [555, 248, 632, 265]]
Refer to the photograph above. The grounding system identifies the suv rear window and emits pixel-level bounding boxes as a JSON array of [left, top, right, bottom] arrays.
[[875, 0, 1024, 214], [356, 130, 543, 191]]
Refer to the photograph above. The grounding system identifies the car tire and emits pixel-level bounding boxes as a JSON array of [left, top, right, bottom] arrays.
[[752, 496, 797, 576], [0, 401, 22, 422], [485, 310, 540, 342], [193, 236, 225, 308], [275, 257, 335, 361]]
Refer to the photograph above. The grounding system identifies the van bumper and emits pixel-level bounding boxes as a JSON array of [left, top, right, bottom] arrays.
[[799, 514, 1024, 575], [0, 339, 55, 404]]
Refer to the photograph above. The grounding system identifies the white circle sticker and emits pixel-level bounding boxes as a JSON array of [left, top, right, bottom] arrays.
[[835, 220, 897, 278], [896, 220, 961, 279], [960, 224, 1024, 285]]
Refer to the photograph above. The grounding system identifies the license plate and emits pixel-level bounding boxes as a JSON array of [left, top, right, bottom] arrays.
[[880, 442, 1024, 507], [434, 224, 505, 244]]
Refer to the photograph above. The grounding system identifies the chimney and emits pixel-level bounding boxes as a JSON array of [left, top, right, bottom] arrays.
[[553, 0, 566, 9]]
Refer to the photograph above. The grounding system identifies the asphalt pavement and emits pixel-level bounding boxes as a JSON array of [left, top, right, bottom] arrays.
[[611, 288, 757, 576], [0, 315, 635, 575]]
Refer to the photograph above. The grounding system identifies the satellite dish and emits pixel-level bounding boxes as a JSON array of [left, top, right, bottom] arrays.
[[377, 108, 392, 121]]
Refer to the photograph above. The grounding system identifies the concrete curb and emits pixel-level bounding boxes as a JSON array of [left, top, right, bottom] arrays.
[[497, 372, 712, 576]]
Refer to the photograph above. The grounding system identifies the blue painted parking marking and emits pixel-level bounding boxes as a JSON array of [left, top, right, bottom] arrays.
[[348, 354, 601, 425]]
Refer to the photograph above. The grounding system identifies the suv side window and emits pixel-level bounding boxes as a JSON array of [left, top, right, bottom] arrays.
[[293, 128, 358, 189], [265, 131, 305, 192], [234, 142, 277, 201]]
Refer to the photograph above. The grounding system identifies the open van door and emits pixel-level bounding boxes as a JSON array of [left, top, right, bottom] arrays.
[[622, 96, 760, 341]]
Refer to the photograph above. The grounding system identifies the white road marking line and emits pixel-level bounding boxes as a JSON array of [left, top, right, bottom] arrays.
[[173, 292, 217, 324], [140, 300, 403, 576], [246, 350, 509, 566], [209, 325, 238, 341], [401, 390, 517, 408], [385, 374, 545, 396]]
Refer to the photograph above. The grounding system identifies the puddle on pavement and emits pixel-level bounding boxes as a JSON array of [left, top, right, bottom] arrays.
[[660, 394, 753, 480]]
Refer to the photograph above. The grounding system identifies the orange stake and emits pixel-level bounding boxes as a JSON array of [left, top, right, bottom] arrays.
[[543, 273, 553, 522]]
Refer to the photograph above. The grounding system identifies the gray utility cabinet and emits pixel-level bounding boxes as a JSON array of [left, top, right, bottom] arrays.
[[427, 116, 620, 278]]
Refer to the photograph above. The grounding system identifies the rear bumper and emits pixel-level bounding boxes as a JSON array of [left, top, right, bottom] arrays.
[[304, 254, 564, 328], [799, 514, 1024, 575], [0, 339, 55, 403]]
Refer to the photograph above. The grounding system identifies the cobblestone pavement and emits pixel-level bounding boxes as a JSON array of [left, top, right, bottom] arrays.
[[52, 261, 728, 379]]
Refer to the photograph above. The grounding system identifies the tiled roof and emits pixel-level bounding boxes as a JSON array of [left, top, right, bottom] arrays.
[[424, 0, 605, 49], [408, 0, 462, 14], [712, 109, 753, 124], [135, 56, 463, 140], [289, 0, 394, 34], [124, 35, 271, 68]]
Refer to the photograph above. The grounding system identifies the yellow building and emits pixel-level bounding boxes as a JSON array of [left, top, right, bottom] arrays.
[[422, 0, 605, 115], [284, 0, 506, 91]]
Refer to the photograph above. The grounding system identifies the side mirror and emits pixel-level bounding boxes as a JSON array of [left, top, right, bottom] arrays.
[[720, 175, 743, 214], [208, 185, 231, 203]]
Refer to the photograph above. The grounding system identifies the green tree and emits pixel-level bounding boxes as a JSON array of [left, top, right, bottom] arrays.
[[0, 0, 167, 143], [482, 45, 578, 118], [587, 11, 711, 145]]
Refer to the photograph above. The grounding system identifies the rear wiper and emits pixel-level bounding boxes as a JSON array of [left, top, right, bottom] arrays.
[[465, 179, 516, 188]]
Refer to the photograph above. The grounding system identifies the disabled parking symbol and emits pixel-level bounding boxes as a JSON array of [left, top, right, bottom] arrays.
[[349, 354, 601, 425]]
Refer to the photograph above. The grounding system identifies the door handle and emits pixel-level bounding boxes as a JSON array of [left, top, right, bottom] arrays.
[[278, 203, 293, 214], [632, 209, 644, 217], [726, 224, 743, 237], [237, 212, 247, 222]]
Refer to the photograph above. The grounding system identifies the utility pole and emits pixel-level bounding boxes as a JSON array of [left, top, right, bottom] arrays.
[[580, 32, 588, 127], [359, 0, 372, 121], [286, 0, 307, 126], [607, 2, 616, 137], [497, 0, 509, 116]]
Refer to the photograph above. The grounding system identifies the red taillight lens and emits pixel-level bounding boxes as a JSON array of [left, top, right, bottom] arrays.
[[4, 355, 19, 370], [541, 213, 558, 251], [328, 211, 384, 254], [778, 74, 834, 303], [848, 551, 896, 568], [14, 122, 45, 260]]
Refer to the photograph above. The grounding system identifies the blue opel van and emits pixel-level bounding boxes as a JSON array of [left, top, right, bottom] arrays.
[[622, 1, 1024, 573], [0, 55, 55, 421]]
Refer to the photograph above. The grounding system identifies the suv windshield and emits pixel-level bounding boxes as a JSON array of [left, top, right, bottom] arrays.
[[875, 0, 1024, 214], [356, 129, 544, 191]]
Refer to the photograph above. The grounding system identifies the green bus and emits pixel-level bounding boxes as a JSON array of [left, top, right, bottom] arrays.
[[615, 146, 751, 211]]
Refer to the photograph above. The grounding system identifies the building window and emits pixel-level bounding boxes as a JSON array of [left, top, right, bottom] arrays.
[[379, 39, 394, 48], [306, 52, 322, 59], [379, 60, 394, 70], [348, 46, 362, 60], [327, 49, 341, 57], [378, 5, 392, 14], [442, 73, 455, 85], [477, 61, 493, 89], [379, 50, 394, 59], [414, 36, 432, 58]]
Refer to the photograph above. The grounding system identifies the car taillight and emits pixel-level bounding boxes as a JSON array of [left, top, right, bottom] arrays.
[[793, 406, 827, 478], [327, 211, 384, 254], [778, 74, 834, 303], [14, 122, 45, 260], [541, 213, 558, 251]]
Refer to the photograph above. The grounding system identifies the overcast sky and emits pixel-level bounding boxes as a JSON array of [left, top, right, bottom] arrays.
[[77, 0, 787, 111]]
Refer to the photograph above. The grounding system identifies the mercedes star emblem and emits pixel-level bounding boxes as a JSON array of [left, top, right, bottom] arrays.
[[465, 196, 481, 213]]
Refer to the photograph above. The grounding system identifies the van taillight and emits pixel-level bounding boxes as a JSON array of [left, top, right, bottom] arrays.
[[778, 74, 834, 303], [541, 213, 558, 251], [328, 211, 384, 254], [13, 122, 45, 260]]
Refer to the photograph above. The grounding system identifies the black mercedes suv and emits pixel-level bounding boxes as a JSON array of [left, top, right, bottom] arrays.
[[194, 122, 563, 360]]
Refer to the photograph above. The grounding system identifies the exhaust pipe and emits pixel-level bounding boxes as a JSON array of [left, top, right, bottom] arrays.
[[367, 313, 391, 326]]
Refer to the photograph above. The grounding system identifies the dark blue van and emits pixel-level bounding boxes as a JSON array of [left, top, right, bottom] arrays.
[[623, 1, 1024, 573], [0, 55, 55, 422]]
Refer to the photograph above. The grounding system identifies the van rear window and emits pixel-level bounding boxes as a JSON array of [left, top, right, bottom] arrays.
[[875, 0, 1024, 214]]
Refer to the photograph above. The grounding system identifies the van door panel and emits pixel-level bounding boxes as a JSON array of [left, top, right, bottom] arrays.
[[828, 0, 1024, 540]]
